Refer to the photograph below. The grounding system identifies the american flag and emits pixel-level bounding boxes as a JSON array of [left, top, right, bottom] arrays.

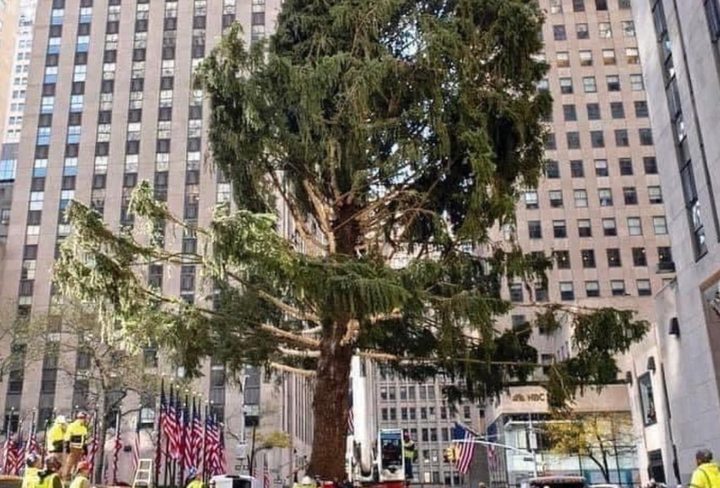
[[165, 391, 181, 460], [84, 412, 99, 478], [451, 423, 477, 475], [204, 415, 222, 476], [180, 401, 191, 476], [2, 431, 22, 476], [263, 455, 271, 488], [191, 402, 203, 467]]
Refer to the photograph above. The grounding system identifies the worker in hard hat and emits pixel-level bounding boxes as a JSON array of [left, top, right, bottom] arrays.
[[61, 411, 89, 480], [21, 453, 42, 488], [69, 460, 91, 488], [46, 416, 67, 455], [38, 456, 63, 488], [185, 467, 204, 488]]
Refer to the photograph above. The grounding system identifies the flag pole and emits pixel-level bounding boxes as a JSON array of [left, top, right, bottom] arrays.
[[201, 403, 208, 483], [155, 377, 164, 488]]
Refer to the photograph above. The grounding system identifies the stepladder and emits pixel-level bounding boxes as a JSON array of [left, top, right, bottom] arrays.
[[132, 459, 153, 488]]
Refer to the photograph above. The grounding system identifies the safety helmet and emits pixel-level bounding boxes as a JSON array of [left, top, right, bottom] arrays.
[[26, 453, 39, 467], [301, 476, 313, 485], [55, 415, 68, 424], [188, 467, 198, 479]]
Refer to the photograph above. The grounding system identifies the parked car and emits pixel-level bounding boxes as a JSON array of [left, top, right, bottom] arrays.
[[210, 474, 263, 488]]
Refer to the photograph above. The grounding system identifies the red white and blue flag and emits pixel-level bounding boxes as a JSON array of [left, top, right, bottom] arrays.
[[451, 423, 477, 475], [191, 401, 203, 467], [263, 455, 271, 488]]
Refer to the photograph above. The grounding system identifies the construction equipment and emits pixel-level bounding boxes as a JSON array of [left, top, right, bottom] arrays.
[[132, 459, 153, 488]]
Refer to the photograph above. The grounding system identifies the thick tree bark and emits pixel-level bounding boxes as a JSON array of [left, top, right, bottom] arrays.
[[307, 325, 354, 480]]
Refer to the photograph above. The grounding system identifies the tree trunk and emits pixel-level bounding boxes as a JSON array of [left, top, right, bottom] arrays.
[[307, 325, 354, 480]]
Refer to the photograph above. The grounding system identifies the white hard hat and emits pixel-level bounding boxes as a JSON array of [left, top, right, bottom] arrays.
[[301, 476, 313, 485], [55, 415, 68, 424]]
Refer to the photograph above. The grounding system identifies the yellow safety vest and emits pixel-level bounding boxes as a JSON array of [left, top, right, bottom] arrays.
[[46, 424, 65, 452], [187, 480, 205, 488], [69, 474, 90, 488], [21, 467, 40, 488], [64, 420, 89, 448], [690, 463, 720, 488], [404, 441, 416, 459], [38, 472, 61, 488]]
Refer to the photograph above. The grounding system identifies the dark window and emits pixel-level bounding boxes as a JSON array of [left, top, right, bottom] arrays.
[[607, 248, 622, 267], [252, 12, 265, 25], [98, 111, 112, 124], [554, 250, 571, 269], [148, 265, 163, 289], [131, 78, 144, 92], [581, 249, 596, 268], [635, 100, 649, 118], [68, 112, 82, 126], [578, 220, 592, 237], [570, 160, 584, 178], [545, 133, 557, 150], [705, 0, 720, 41], [639, 128, 654, 145], [180, 265, 195, 291], [624, 187, 638, 205], [549, 191, 563, 208], [619, 158, 634, 175], [193, 16, 207, 29], [42, 84, 56, 96], [587, 103, 601, 120], [560, 282, 575, 301], [509, 283, 523, 302], [610, 102, 625, 119], [163, 47, 176, 60], [567, 132, 581, 149], [633, 247, 647, 266], [101, 79, 114, 93], [126, 140, 140, 155], [528, 221, 542, 239], [603, 218, 617, 236], [62, 176, 76, 190], [160, 77, 174, 90], [189, 105, 202, 119], [38, 114, 53, 127], [187, 138, 201, 151], [27, 210, 41, 226], [545, 160, 560, 178], [74, 52, 88, 65], [24, 245, 38, 260], [563, 104, 577, 121], [31, 177, 45, 192], [156, 139, 171, 153], [591, 131, 605, 148], [106, 22, 119, 35], [135, 19, 148, 32], [92, 174, 106, 189], [124, 173, 137, 188], [573, 0, 585, 11], [553, 220, 567, 238], [644, 157, 658, 174], [596, 0, 608, 10], [553, 25, 567, 41], [128, 109, 142, 123], [164, 17, 177, 31], [615, 129, 630, 147], [638, 373, 657, 426], [158, 107, 172, 121]]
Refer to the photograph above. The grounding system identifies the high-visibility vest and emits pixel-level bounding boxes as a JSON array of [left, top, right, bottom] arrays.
[[187, 480, 204, 488], [46, 424, 65, 452], [38, 472, 60, 488], [64, 420, 89, 449], [21, 467, 40, 488], [69, 474, 90, 488], [404, 441, 416, 459]]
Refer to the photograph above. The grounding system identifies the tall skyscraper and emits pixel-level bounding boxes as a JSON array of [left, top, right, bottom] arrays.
[[479, 0, 672, 485], [630, 0, 720, 483], [0, 0, 312, 481], [0, 0, 21, 141]]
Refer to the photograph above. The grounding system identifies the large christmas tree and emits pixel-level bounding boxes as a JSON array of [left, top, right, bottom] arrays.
[[57, 0, 648, 479]]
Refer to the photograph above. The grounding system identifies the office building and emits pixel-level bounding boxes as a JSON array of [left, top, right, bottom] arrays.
[[0, 0, 21, 141], [0, 0, 313, 482], [482, 0, 671, 486], [628, 0, 720, 484]]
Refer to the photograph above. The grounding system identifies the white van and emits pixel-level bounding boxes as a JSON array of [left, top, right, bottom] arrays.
[[210, 474, 263, 488]]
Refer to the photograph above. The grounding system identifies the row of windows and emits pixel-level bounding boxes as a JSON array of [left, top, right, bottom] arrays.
[[553, 46, 638, 68], [547, 246, 662, 270], [526, 216, 668, 239], [544, 157, 658, 180], [551, 20, 630, 41], [524, 186, 663, 211], [380, 406, 472, 423], [547, 73, 645, 94], [546, 128, 653, 151], [549, 0, 631, 14], [556, 100, 648, 122]]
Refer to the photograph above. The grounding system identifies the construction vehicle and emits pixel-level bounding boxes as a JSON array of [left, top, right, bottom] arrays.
[[346, 357, 408, 488]]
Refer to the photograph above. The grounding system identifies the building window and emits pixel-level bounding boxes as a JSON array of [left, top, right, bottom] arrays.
[[633, 247, 647, 267], [627, 217, 643, 236], [615, 129, 630, 147], [572, 189, 587, 208], [578, 219, 592, 237], [570, 160, 584, 177], [619, 158, 633, 175], [576, 23, 589, 39], [622, 21, 636, 37], [607, 75, 621, 91], [525, 191, 539, 209], [546, 160, 560, 178], [573, 0, 585, 11], [610, 102, 625, 119], [624, 187, 638, 205], [509, 283, 523, 302], [554, 251, 571, 269], [638, 373, 657, 426], [602, 49, 616, 65], [579, 50, 593, 66], [567, 132, 581, 149], [585, 281, 600, 298], [637, 280, 652, 296], [553, 220, 568, 238], [563, 104, 577, 121], [560, 77, 573, 94], [554, 25, 567, 41], [587, 103, 601, 120], [639, 128, 654, 145], [599, 188, 613, 206], [653, 216, 668, 234], [594, 159, 609, 177], [599, 22, 612, 38], [602, 218, 617, 236], [591, 131, 605, 148], [581, 249, 596, 268], [550, 0, 563, 13], [559, 282, 575, 301], [607, 249, 622, 267], [583, 76, 597, 93], [644, 157, 658, 174], [549, 190, 563, 208], [595, 0, 608, 10], [611, 280, 626, 296], [631, 74, 645, 91], [556, 51, 570, 67]]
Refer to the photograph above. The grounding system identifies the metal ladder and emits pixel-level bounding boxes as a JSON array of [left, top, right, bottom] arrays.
[[132, 459, 153, 488]]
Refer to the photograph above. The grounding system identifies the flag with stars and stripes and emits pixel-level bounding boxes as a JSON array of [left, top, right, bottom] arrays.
[[451, 423, 477, 475]]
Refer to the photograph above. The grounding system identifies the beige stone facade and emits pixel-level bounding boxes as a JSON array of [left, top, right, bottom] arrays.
[[0, 0, 20, 140]]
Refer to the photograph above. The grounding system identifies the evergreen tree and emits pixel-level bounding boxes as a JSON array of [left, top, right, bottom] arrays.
[[56, 0, 648, 479]]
